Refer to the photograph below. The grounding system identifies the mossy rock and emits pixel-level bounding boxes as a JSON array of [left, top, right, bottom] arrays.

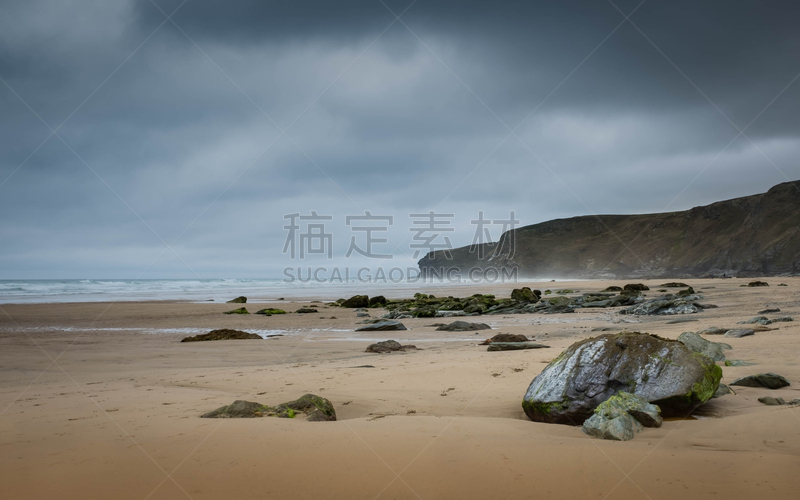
[[227, 296, 247, 303], [296, 307, 318, 314], [411, 305, 437, 318], [201, 394, 336, 421], [601, 286, 623, 292], [522, 332, 721, 424], [368, 295, 387, 307], [181, 329, 261, 342], [341, 295, 369, 308], [511, 287, 539, 303], [223, 307, 249, 315], [660, 282, 689, 288], [623, 283, 650, 291], [256, 308, 286, 315]]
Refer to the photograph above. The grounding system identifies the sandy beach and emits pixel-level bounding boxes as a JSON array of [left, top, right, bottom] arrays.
[[1, 278, 799, 499]]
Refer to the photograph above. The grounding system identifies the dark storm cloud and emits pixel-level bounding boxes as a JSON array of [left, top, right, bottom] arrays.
[[1, 0, 799, 278]]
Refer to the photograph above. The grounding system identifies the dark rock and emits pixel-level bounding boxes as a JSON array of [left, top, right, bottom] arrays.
[[411, 305, 438, 318], [601, 286, 623, 292], [201, 394, 336, 422], [623, 283, 650, 291], [665, 317, 699, 324], [223, 307, 249, 315], [355, 320, 407, 332], [743, 316, 769, 324], [778, 283, 788, 286], [730, 373, 790, 389], [621, 296, 701, 315], [677, 332, 731, 362], [356, 312, 370, 317], [296, 307, 318, 313], [770, 316, 793, 323], [436, 321, 492, 332], [481, 333, 529, 344], [758, 396, 786, 406], [758, 308, 781, 314], [660, 282, 689, 288], [341, 295, 369, 308], [694, 303, 718, 309], [522, 332, 722, 424], [368, 295, 387, 307], [676, 287, 696, 297], [255, 308, 286, 315], [724, 328, 755, 338], [365, 340, 418, 353], [487, 342, 550, 351], [747, 281, 769, 287], [226, 296, 247, 303], [181, 329, 261, 342]]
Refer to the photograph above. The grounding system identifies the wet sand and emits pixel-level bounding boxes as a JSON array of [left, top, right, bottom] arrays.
[[1, 278, 799, 499]]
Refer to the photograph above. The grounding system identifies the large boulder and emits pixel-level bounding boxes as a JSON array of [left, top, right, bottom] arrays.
[[341, 295, 369, 308], [677, 331, 731, 362], [522, 332, 721, 425]]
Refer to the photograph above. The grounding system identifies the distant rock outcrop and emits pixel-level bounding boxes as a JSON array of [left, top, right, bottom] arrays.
[[181, 329, 261, 342], [419, 181, 800, 278]]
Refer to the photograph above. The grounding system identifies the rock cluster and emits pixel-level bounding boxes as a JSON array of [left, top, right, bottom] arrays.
[[202, 394, 336, 421], [365, 340, 418, 353]]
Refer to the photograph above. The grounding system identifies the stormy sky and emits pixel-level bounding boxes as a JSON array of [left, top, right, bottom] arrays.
[[1, 0, 799, 279]]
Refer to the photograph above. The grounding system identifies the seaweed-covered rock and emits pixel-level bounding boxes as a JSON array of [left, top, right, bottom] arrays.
[[660, 282, 689, 288], [511, 287, 540, 303], [487, 342, 550, 351], [677, 331, 731, 362], [770, 316, 793, 323], [730, 373, 790, 389], [341, 295, 369, 308], [227, 296, 247, 303], [582, 392, 662, 441], [223, 307, 249, 315], [355, 320, 407, 332], [256, 308, 286, 315], [747, 281, 769, 287], [743, 316, 770, 325], [758, 308, 781, 314], [296, 307, 318, 313], [365, 340, 418, 353], [181, 329, 261, 342], [201, 394, 336, 422], [411, 305, 438, 318], [620, 289, 705, 315], [522, 332, 721, 424], [436, 321, 491, 332], [368, 295, 387, 307], [676, 287, 696, 297], [601, 286, 623, 292], [623, 283, 650, 291]]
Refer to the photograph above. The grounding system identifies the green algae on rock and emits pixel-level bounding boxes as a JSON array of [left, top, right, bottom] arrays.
[[223, 307, 249, 314], [522, 332, 721, 425], [202, 394, 336, 421], [181, 329, 261, 342]]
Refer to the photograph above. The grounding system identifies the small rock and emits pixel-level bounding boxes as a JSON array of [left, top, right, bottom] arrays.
[[487, 342, 550, 351], [255, 308, 286, 315], [677, 332, 731, 362], [601, 286, 623, 292], [436, 321, 491, 332], [698, 327, 728, 335], [582, 392, 662, 441], [730, 373, 790, 389], [623, 283, 650, 291], [724, 359, 757, 366], [724, 329, 755, 338], [368, 296, 387, 307], [341, 295, 369, 308], [365, 340, 418, 353], [665, 317, 699, 325], [223, 307, 249, 315], [480, 333, 529, 344], [355, 320, 407, 332], [181, 329, 261, 342], [296, 308, 318, 313], [201, 394, 336, 421], [226, 296, 247, 303], [713, 384, 734, 398], [758, 308, 781, 314], [356, 312, 370, 317], [758, 396, 786, 406], [660, 282, 689, 288], [770, 316, 793, 323], [746, 281, 769, 287], [743, 316, 769, 324]]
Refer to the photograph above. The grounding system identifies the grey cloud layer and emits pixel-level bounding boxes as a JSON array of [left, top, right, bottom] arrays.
[[1, 0, 799, 278]]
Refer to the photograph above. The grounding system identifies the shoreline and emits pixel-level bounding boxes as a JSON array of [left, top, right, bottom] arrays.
[[1, 278, 799, 499]]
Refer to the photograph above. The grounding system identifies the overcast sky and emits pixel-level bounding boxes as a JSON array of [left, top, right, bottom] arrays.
[[1, 0, 799, 279]]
